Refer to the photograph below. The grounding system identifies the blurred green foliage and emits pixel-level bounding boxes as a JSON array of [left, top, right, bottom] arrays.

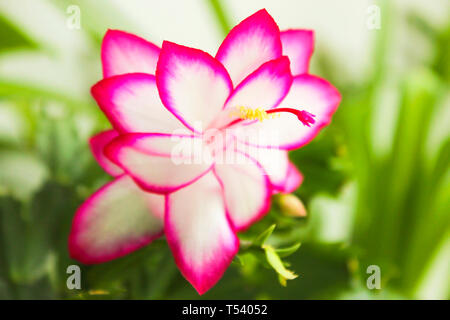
[[0, 0, 448, 299]]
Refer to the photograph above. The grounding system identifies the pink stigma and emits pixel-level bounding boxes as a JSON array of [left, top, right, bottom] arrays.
[[266, 108, 316, 127]]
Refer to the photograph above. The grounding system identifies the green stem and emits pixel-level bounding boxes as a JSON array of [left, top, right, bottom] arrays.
[[206, 0, 232, 37]]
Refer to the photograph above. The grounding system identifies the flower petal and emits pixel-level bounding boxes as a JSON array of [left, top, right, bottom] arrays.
[[238, 144, 303, 193], [214, 152, 271, 231], [225, 57, 292, 111], [216, 9, 282, 86], [235, 142, 289, 191], [282, 162, 303, 193], [91, 73, 186, 134], [211, 57, 292, 129], [101, 29, 160, 78], [69, 175, 164, 264], [156, 41, 232, 133], [105, 133, 213, 194], [89, 130, 123, 176], [165, 173, 239, 294], [236, 74, 341, 149], [280, 29, 314, 75]]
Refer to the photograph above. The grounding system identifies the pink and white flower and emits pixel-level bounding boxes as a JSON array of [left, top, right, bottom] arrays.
[[69, 9, 341, 294]]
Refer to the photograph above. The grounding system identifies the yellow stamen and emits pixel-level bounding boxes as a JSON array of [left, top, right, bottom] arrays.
[[231, 106, 280, 122]]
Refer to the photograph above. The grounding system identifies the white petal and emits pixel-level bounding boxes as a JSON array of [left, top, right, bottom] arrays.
[[235, 74, 341, 149], [106, 133, 213, 193], [89, 130, 123, 176], [216, 9, 282, 86], [69, 175, 164, 264], [156, 41, 232, 133], [91, 73, 186, 134], [101, 29, 160, 77], [165, 173, 239, 294], [214, 152, 271, 231]]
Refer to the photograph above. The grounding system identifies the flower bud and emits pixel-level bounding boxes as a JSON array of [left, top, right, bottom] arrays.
[[278, 194, 307, 217]]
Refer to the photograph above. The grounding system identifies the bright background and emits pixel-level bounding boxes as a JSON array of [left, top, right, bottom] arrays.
[[0, 0, 448, 299]]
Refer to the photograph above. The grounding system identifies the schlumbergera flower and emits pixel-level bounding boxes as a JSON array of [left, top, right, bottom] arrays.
[[69, 9, 341, 294]]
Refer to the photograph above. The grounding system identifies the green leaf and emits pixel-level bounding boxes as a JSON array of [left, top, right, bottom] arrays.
[[254, 224, 276, 246], [0, 13, 35, 50], [264, 245, 298, 286], [232, 254, 245, 266], [275, 243, 302, 258], [206, 0, 232, 36]]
